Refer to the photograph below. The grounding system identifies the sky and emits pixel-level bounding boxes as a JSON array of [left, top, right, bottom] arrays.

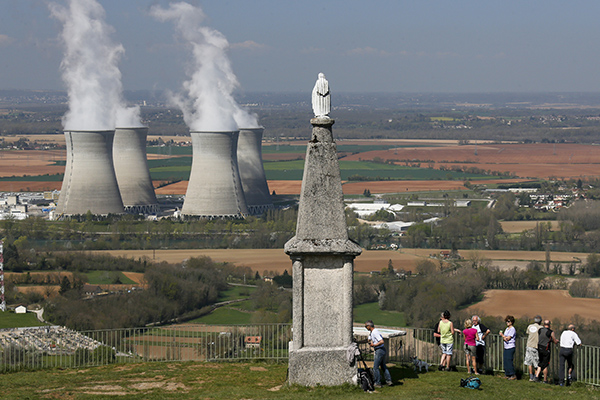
[[2, 0, 600, 94]]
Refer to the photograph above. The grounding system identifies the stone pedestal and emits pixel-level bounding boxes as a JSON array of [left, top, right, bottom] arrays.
[[285, 117, 362, 386]]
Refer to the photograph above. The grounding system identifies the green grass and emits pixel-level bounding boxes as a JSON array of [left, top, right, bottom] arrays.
[[0, 361, 596, 399], [85, 271, 136, 285], [0, 312, 48, 329], [189, 301, 403, 327], [353, 302, 406, 327], [189, 307, 253, 325], [218, 285, 256, 302]]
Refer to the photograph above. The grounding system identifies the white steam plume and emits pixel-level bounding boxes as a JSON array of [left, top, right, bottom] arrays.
[[150, 2, 258, 131], [50, 0, 142, 130]]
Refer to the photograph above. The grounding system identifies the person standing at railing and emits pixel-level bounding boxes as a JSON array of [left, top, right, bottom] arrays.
[[472, 315, 490, 374], [535, 320, 559, 383], [463, 319, 478, 375], [437, 310, 461, 371], [499, 315, 517, 380], [365, 320, 393, 388], [524, 315, 543, 381], [558, 324, 582, 387]]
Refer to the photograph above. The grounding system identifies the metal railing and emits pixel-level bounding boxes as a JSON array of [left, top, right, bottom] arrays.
[[1, 323, 598, 387], [384, 327, 599, 386], [0, 323, 291, 373]]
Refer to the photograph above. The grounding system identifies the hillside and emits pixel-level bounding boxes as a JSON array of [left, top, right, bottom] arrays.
[[0, 361, 596, 399]]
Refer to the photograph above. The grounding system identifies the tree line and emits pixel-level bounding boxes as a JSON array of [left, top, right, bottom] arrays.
[[43, 256, 253, 330]]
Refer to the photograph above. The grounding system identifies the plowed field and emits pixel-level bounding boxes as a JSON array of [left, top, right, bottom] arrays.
[[342, 143, 600, 179], [467, 289, 600, 322], [97, 249, 432, 274]]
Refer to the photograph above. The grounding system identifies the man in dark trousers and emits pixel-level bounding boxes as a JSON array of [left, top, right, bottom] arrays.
[[535, 320, 559, 383], [472, 315, 490, 374], [365, 320, 393, 388], [559, 324, 582, 386]]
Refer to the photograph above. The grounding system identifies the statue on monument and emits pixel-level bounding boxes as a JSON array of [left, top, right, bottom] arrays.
[[312, 73, 330, 118]]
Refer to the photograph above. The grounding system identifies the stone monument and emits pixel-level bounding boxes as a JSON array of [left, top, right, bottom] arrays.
[[285, 73, 362, 386]]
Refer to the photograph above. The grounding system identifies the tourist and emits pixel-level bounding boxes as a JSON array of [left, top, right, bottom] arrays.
[[437, 310, 461, 371], [499, 315, 517, 380], [463, 319, 478, 374], [472, 315, 490, 374], [524, 315, 543, 381], [558, 324, 582, 386], [535, 320, 559, 383], [365, 320, 393, 387]]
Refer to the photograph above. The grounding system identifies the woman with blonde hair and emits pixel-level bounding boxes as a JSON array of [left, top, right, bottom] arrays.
[[463, 319, 478, 374]]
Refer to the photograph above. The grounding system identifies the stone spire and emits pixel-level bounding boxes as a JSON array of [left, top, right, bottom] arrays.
[[284, 74, 361, 386]]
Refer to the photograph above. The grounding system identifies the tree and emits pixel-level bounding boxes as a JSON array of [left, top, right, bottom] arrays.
[[59, 276, 71, 295]]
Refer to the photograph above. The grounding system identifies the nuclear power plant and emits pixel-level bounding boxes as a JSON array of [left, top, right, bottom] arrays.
[[55, 125, 274, 219], [56, 130, 125, 216], [182, 131, 249, 218], [237, 127, 274, 215], [113, 127, 159, 214]]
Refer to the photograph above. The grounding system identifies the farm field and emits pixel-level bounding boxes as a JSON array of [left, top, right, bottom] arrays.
[[401, 248, 589, 263], [0, 149, 64, 177], [2, 139, 598, 194], [97, 249, 429, 274], [500, 220, 560, 233], [342, 142, 600, 179], [96, 248, 592, 275], [156, 178, 530, 196], [467, 289, 600, 322]]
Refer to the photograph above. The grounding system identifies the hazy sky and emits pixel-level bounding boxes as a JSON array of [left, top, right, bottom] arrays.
[[2, 0, 600, 93]]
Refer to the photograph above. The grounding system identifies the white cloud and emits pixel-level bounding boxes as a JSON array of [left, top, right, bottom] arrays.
[[230, 40, 268, 51]]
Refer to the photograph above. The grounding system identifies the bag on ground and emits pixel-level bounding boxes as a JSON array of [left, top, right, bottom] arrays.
[[460, 376, 481, 389], [358, 367, 375, 392]]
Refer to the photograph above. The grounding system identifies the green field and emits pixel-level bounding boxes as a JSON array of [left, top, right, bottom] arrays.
[[189, 307, 254, 325], [85, 271, 137, 285], [264, 160, 491, 181], [0, 173, 63, 182], [217, 285, 256, 302], [353, 302, 406, 327], [189, 300, 405, 328], [148, 156, 192, 180], [147, 146, 193, 156], [0, 360, 595, 399], [0, 311, 47, 329]]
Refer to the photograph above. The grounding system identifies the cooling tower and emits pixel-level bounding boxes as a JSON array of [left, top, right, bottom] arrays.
[[57, 130, 124, 215], [113, 127, 159, 214], [237, 127, 274, 215], [182, 131, 248, 218]]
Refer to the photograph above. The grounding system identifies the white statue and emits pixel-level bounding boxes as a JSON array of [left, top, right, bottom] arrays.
[[312, 73, 330, 118]]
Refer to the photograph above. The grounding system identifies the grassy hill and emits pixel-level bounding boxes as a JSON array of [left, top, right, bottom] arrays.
[[0, 360, 595, 399]]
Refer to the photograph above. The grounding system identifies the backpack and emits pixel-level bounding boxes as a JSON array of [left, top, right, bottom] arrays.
[[460, 376, 481, 390], [358, 368, 375, 392]]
